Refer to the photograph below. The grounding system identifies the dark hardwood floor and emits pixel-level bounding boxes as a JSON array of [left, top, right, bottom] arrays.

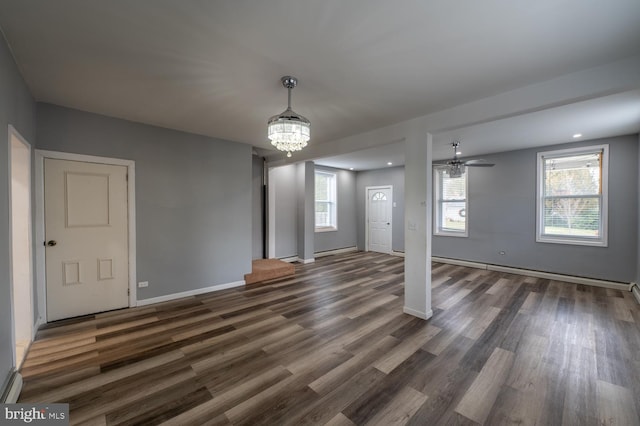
[[19, 251, 640, 425]]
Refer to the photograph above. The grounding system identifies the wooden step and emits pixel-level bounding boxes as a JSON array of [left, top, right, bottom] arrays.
[[244, 259, 295, 284]]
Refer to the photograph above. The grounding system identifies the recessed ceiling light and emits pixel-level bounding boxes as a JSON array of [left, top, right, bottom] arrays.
[[349, 167, 354, 170], [387, 162, 393, 166], [573, 133, 582, 138]]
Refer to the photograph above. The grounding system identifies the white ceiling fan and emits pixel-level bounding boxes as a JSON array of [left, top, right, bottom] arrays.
[[436, 141, 495, 178]]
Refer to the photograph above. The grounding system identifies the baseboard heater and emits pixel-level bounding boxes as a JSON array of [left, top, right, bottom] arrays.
[[315, 246, 358, 258], [1, 370, 23, 403], [279, 246, 359, 263], [432, 256, 630, 292]]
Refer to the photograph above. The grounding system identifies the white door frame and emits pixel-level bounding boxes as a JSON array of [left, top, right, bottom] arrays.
[[35, 150, 137, 323], [7, 125, 34, 367], [365, 185, 393, 253]]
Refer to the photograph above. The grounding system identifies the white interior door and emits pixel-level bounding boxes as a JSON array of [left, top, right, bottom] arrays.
[[367, 187, 392, 254], [44, 158, 129, 321]]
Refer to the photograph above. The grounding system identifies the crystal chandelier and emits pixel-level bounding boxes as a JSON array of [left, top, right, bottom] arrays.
[[267, 76, 310, 158], [447, 162, 464, 178]]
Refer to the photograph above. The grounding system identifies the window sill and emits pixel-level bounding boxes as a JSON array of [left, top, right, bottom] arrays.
[[536, 235, 607, 247], [434, 231, 468, 238], [315, 227, 337, 233]]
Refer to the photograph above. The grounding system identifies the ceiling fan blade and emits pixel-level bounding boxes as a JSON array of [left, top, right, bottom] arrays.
[[464, 159, 494, 167]]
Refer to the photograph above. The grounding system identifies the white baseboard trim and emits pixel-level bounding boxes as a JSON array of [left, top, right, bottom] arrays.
[[137, 280, 245, 307], [32, 316, 44, 338], [1, 370, 22, 403], [279, 256, 299, 263], [403, 306, 433, 320], [631, 283, 640, 304], [432, 256, 628, 291], [391, 250, 405, 258], [315, 247, 358, 258], [300, 258, 315, 264]]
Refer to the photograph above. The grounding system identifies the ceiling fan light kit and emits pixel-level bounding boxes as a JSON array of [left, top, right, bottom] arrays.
[[441, 141, 495, 177], [267, 76, 310, 158], [447, 162, 465, 178]]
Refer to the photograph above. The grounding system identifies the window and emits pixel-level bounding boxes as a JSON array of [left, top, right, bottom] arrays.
[[434, 168, 467, 236], [536, 145, 608, 246], [372, 192, 387, 201], [315, 171, 337, 231]]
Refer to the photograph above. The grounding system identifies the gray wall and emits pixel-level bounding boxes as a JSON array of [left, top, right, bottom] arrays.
[[252, 155, 264, 260], [433, 135, 638, 283], [315, 166, 357, 253], [36, 104, 253, 299], [638, 133, 640, 285], [0, 33, 37, 392], [270, 163, 357, 258], [270, 164, 298, 258], [356, 166, 405, 252]]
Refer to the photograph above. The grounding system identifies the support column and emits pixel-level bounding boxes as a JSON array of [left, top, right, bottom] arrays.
[[404, 124, 433, 319], [297, 161, 315, 263]]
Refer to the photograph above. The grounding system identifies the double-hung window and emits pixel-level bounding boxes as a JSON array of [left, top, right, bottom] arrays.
[[433, 168, 468, 237], [536, 145, 608, 246], [315, 171, 337, 231]]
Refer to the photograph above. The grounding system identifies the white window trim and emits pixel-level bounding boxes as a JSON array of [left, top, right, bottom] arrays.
[[315, 170, 337, 232], [433, 168, 468, 237], [536, 144, 608, 247]]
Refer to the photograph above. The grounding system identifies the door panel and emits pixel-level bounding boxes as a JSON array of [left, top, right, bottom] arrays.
[[367, 187, 392, 253], [45, 158, 129, 321]]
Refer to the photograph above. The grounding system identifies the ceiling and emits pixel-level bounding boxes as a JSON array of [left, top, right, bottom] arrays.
[[1, 1, 639, 169], [316, 90, 640, 169]]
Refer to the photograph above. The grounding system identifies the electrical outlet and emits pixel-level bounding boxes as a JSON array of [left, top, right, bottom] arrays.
[[138, 281, 149, 288]]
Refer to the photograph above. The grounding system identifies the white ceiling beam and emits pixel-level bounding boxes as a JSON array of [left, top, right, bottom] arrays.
[[270, 55, 640, 166]]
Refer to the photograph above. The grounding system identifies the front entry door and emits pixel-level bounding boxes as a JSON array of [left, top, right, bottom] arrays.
[[44, 158, 129, 321], [367, 186, 392, 254]]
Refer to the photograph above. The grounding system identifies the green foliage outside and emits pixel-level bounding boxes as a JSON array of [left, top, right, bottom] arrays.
[[543, 156, 601, 236]]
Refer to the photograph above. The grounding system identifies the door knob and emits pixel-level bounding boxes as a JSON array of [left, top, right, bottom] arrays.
[[46, 240, 57, 247]]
